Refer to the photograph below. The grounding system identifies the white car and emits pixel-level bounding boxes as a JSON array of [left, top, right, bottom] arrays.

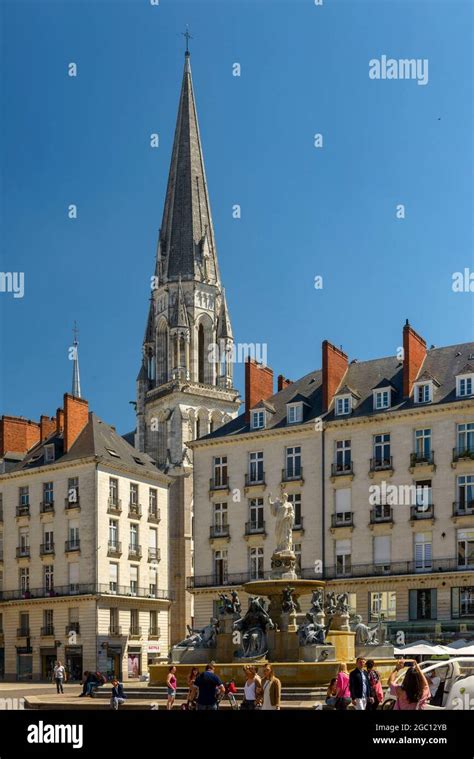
[[382, 658, 474, 710]]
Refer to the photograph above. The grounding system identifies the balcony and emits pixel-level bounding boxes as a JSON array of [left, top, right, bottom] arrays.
[[0, 583, 173, 603], [16, 505, 30, 518], [148, 627, 161, 639], [245, 520, 266, 536], [148, 508, 161, 524], [244, 472, 266, 488], [331, 512, 354, 528], [65, 540, 80, 552], [65, 493, 80, 510], [129, 627, 142, 639], [410, 505, 435, 521], [16, 546, 30, 559], [107, 498, 122, 515], [453, 501, 474, 517], [209, 525, 230, 539], [40, 626, 55, 637], [331, 462, 354, 477], [16, 627, 30, 637], [410, 451, 435, 469], [209, 477, 229, 492], [128, 503, 142, 519], [452, 447, 474, 463], [128, 544, 142, 559], [369, 456, 393, 473], [40, 501, 55, 514], [370, 507, 394, 524], [281, 466, 304, 483], [65, 623, 80, 635], [107, 540, 122, 558], [108, 626, 122, 636], [40, 543, 55, 556], [148, 547, 161, 562]]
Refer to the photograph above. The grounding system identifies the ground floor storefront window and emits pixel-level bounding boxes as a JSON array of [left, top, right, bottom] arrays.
[[65, 646, 83, 681], [127, 649, 141, 678], [16, 651, 33, 681]]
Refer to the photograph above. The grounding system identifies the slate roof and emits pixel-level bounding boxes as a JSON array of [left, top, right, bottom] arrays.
[[199, 342, 474, 441], [7, 413, 162, 479]]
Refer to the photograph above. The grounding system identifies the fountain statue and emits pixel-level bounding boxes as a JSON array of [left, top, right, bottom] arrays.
[[233, 596, 274, 659], [352, 614, 393, 658], [268, 491, 297, 579]]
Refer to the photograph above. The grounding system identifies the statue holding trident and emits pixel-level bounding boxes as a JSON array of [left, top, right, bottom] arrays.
[[268, 491, 295, 553], [268, 492, 297, 579]]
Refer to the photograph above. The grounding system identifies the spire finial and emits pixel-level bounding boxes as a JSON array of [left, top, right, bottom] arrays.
[[182, 25, 192, 55], [71, 321, 82, 398]]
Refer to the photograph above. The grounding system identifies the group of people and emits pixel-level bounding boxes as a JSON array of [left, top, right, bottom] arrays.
[[325, 657, 435, 710], [166, 663, 282, 711]]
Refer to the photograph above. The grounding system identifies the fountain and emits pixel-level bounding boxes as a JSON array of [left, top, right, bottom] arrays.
[[149, 492, 396, 687]]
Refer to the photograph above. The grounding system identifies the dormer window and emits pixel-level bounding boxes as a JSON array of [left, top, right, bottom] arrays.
[[335, 395, 351, 416], [457, 374, 474, 398], [373, 389, 391, 410], [414, 382, 432, 404], [44, 445, 55, 463], [251, 410, 265, 430], [287, 403, 303, 424]]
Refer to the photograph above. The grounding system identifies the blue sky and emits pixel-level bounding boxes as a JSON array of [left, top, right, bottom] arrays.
[[0, 0, 473, 434]]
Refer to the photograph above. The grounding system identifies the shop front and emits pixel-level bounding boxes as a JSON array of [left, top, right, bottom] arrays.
[[147, 642, 161, 668], [127, 647, 142, 679], [105, 645, 122, 680], [16, 647, 33, 681], [65, 646, 83, 681], [40, 648, 57, 680]]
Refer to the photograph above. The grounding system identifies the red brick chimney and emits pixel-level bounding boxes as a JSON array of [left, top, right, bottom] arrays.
[[40, 415, 56, 441], [0, 416, 40, 456], [245, 358, 274, 421], [277, 375, 292, 392], [403, 319, 426, 397], [63, 394, 89, 452], [322, 340, 349, 411], [56, 408, 65, 434]]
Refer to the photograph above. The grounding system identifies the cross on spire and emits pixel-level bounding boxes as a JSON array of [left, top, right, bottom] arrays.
[[72, 320, 79, 345], [182, 25, 192, 54]]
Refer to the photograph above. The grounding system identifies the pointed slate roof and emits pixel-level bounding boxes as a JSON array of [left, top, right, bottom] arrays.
[[170, 277, 190, 329], [159, 53, 220, 284], [216, 290, 233, 340]]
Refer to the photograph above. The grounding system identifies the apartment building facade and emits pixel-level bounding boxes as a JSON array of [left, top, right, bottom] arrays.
[[0, 394, 171, 681], [189, 322, 474, 642]]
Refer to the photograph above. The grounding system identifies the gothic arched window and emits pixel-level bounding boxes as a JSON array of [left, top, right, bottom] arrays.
[[156, 319, 168, 385]]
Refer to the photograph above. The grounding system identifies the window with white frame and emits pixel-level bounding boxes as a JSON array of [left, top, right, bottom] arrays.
[[415, 480, 432, 510], [213, 456, 228, 487], [68, 562, 79, 593], [370, 591, 396, 621], [19, 486, 29, 507], [130, 523, 139, 549], [213, 502, 228, 534], [457, 475, 474, 512], [19, 567, 29, 593], [457, 423, 474, 456], [457, 374, 474, 398], [335, 395, 351, 416], [149, 567, 157, 597], [213, 549, 228, 584], [335, 488, 352, 525], [130, 565, 139, 596], [373, 535, 391, 571], [414, 382, 432, 404], [287, 403, 303, 424], [68, 520, 79, 548], [130, 483, 139, 506], [68, 477, 79, 504], [44, 444, 55, 463], [335, 539, 351, 576], [43, 527, 54, 551], [148, 528, 158, 561], [285, 446, 301, 478], [43, 482, 54, 505], [451, 586, 474, 618], [457, 529, 474, 568], [288, 493, 302, 528], [248, 451, 264, 483], [249, 546, 264, 580], [248, 498, 264, 531], [373, 389, 391, 410], [44, 564, 54, 592], [109, 563, 118, 593], [335, 440, 351, 472], [109, 478, 119, 505], [373, 433, 391, 467], [149, 488, 158, 516], [414, 532, 432, 571], [109, 519, 119, 548], [415, 428, 432, 459], [251, 410, 265, 430]]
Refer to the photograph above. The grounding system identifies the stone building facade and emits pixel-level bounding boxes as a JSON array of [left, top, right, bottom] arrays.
[[0, 394, 171, 681], [189, 322, 474, 643]]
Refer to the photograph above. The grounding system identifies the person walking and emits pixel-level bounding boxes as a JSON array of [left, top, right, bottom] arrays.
[[388, 660, 431, 710], [166, 666, 177, 710], [334, 663, 352, 710], [240, 665, 261, 710], [110, 678, 126, 710], [53, 660, 66, 694], [366, 660, 383, 710], [192, 663, 225, 711], [349, 657, 372, 710], [261, 665, 281, 711]]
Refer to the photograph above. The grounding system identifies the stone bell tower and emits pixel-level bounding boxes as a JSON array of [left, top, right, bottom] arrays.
[[135, 49, 240, 644]]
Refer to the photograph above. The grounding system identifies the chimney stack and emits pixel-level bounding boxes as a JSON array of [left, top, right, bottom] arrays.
[[63, 394, 89, 453], [0, 416, 40, 456], [245, 358, 274, 421], [403, 319, 426, 397], [40, 415, 56, 441], [56, 408, 65, 434], [322, 340, 348, 411], [277, 375, 292, 392]]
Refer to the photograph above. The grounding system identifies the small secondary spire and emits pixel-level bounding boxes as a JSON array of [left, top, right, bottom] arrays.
[[71, 321, 82, 398]]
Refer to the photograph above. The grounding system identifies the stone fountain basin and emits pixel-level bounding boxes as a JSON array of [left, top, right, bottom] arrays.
[[243, 578, 325, 599]]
